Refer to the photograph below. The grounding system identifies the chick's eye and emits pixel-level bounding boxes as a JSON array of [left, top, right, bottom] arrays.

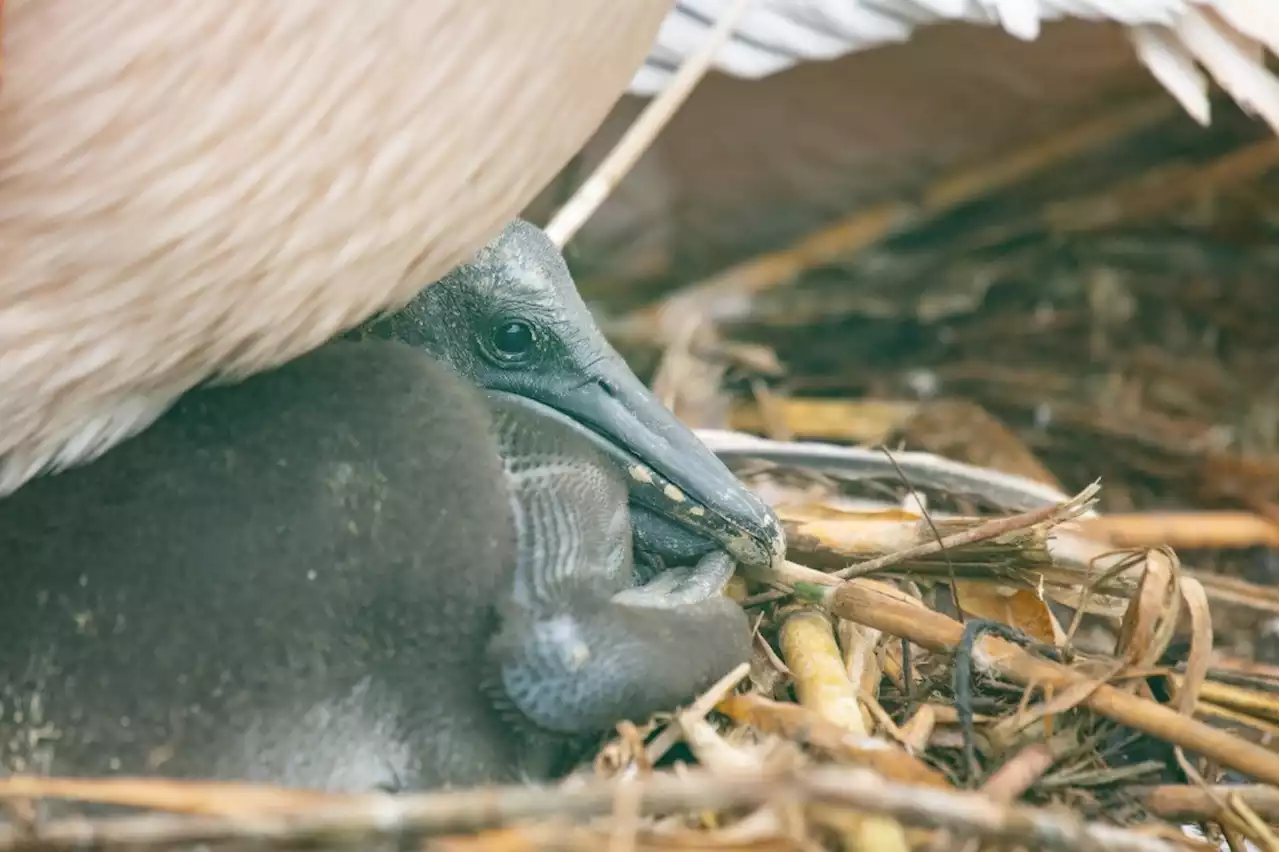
[[491, 320, 536, 359]]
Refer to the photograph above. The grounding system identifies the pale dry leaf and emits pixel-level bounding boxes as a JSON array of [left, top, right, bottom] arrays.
[[1175, 576, 1214, 717], [1115, 549, 1181, 669], [953, 580, 1063, 646]]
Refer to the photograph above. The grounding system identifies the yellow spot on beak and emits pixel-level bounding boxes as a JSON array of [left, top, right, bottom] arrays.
[[567, 643, 591, 670], [629, 465, 653, 484], [689, 506, 706, 517], [663, 484, 685, 503]]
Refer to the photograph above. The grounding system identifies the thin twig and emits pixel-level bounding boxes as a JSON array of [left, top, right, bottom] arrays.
[[877, 445, 965, 624], [544, 0, 753, 247]]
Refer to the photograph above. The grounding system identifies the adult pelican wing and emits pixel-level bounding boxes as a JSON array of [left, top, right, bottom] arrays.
[[0, 1, 669, 495], [630, 0, 1278, 131]]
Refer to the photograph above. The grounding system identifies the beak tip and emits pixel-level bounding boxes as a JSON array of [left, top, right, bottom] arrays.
[[728, 494, 786, 574], [762, 514, 787, 572], [770, 526, 787, 568]]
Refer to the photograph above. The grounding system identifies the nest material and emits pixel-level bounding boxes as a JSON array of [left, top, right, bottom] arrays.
[[1, 504, 1275, 850]]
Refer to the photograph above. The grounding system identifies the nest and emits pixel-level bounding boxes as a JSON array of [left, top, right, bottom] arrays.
[[2, 97, 1277, 852], [2, 491, 1274, 851]]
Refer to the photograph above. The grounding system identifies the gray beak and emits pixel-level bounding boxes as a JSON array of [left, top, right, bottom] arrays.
[[532, 358, 785, 573]]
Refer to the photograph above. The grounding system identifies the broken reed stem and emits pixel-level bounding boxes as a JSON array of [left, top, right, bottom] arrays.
[[743, 484, 1098, 608], [817, 579, 1280, 785], [834, 481, 1099, 580], [0, 766, 1189, 852], [544, 0, 752, 247]]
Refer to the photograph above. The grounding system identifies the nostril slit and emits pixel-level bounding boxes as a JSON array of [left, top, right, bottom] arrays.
[[596, 378, 619, 398]]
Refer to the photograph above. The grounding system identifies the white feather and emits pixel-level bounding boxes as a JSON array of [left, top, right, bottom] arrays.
[[1131, 23, 1215, 124], [1211, 0, 1277, 53], [983, 0, 1045, 39], [1177, 6, 1280, 128], [630, 0, 1279, 132]]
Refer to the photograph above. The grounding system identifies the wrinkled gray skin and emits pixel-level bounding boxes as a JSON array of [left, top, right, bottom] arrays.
[[486, 393, 749, 736], [0, 342, 749, 818], [349, 219, 786, 580]]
